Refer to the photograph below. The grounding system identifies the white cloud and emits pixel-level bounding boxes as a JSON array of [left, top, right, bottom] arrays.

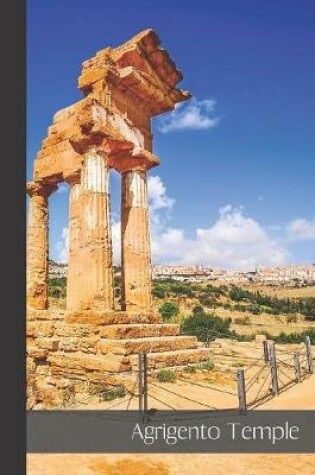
[[288, 219, 315, 241], [53, 176, 315, 270], [158, 98, 220, 133], [54, 227, 69, 263], [151, 204, 289, 270], [148, 175, 175, 211]]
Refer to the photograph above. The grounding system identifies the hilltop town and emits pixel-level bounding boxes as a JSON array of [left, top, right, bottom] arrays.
[[153, 264, 315, 286], [49, 260, 315, 287]]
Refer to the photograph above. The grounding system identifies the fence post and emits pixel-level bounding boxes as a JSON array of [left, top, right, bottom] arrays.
[[269, 341, 279, 395], [143, 353, 148, 423], [237, 369, 247, 415], [293, 352, 301, 383], [138, 353, 144, 417], [263, 340, 269, 363], [304, 336, 314, 374]]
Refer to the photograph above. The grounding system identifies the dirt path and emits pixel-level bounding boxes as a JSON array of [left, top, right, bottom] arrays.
[[27, 376, 315, 475], [261, 373, 315, 409]]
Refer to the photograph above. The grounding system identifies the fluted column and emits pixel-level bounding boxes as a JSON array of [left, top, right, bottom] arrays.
[[67, 151, 114, 310], [66, 178, 83, 310], [26, 181, 56, 309], [121, 169, 152, 312]]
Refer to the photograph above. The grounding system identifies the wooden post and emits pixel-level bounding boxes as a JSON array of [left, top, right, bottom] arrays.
[[237, 369, 247, 415], [304, 336, 314, 374], [143, 353, 148, 423], [138, 353, 143, 417], [263, 340, 269, 363], [269, 341, 279, 395], [293, 352, 301, 383]]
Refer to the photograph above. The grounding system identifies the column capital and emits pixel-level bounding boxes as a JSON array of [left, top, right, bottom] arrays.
[[111, 148, 159, 174], [26, 180, 57, 198]]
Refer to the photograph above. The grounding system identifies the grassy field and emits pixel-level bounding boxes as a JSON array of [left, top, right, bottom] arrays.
[[151, 280, 315, 340], [48, 277, 315, 340]]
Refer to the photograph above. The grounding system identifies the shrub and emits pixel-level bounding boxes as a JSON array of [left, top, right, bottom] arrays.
[[233, 303, 247, 312], [275, 328, 315, 344], [180, 308, 233, 342], [184, 365, 197, 374], [100, 386, 126, 401], [228, 287, 250, 302], [156, 369, 177, 383], [192, 305, 206, 317], [199, 359, 214, 371], [249, 304, 261, 315], [49, 277, 66, 299], [159, 302, 180, 321], [152, 287, 166, 299], [199, 296, 216, 307]]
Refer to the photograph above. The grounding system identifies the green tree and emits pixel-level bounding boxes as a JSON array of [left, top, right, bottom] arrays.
[[159, 302, 180, 321], [180, 309, 233, 343]]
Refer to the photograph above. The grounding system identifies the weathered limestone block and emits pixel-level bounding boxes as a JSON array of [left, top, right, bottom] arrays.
[[26, 356, 36, 374], [130, 348, 213, 370], [27, 346, 49, 360], [37, 322, 56, 337], [35, 378, 75, 409], [26, 322, 36, 337], [54, 322, 99, 337], [58, 336, 99, 354], [65, 310, 161, 325], [100, 323, 180, 339], [98, 335, 198, 356], [27, 309, 65, 322], [48, 352, 131, 373], [35, 364, 51, 376], [37, 338, 59, 351]]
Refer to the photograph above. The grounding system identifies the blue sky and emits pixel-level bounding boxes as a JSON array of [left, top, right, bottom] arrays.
[[27, 0, 315, 269]]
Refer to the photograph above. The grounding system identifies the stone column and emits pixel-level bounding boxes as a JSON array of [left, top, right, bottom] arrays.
[[67, 151, 114, 310], [66, 178, 83, 310], [26, 181, 56, 310], [121, 169, 152, 312]]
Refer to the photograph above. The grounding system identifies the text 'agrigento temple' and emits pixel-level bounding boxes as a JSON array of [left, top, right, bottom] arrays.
[[26, 30, 212, 408]]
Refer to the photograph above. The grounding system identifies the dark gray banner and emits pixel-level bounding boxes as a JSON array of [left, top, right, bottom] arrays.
[[27, 410, 315, 453]]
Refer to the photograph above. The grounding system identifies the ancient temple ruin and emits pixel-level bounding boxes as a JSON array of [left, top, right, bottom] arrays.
[[26, 30, 211, 408]]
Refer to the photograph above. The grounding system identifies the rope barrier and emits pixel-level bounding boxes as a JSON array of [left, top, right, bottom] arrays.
[[148, 392, 179, 410], [150, 382, 218, 410], [277, 358, 295, 369], [250, 370, 271, 404], [243, 355, 265, 373], [177, 377, 237, 396], [102, 395, 135, 411], [245, 364, 267, 392]]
